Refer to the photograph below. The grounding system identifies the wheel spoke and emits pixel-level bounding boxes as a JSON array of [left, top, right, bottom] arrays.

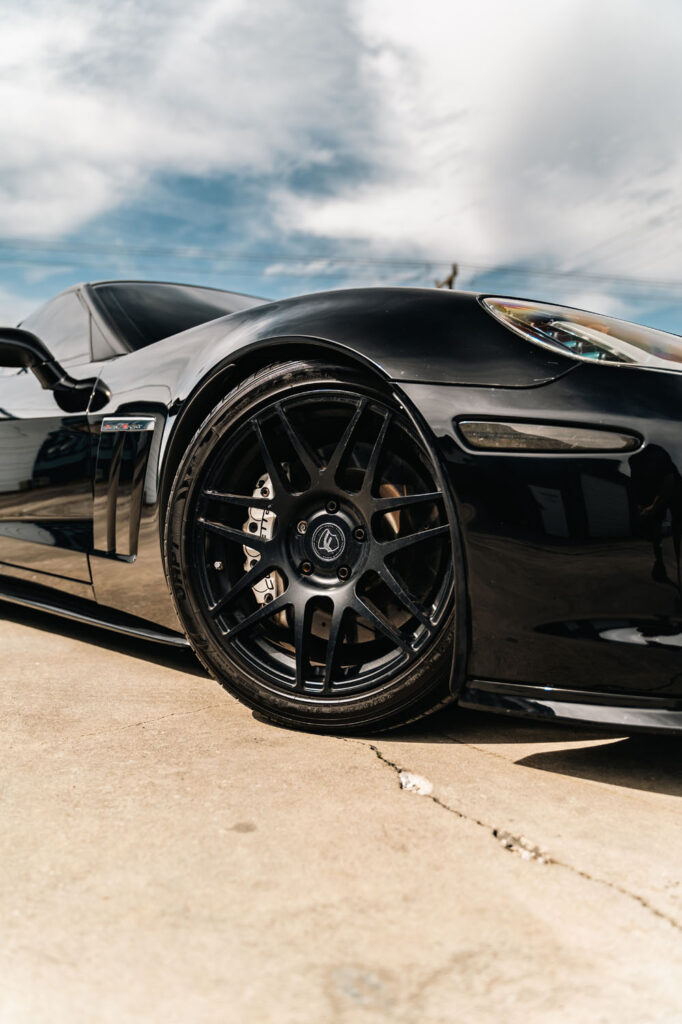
[[322, 601, 345, 693], [208, 561, 279, 617], [190, 385, 454, 700], [223, 592, 290, 640], [202, 489, 273, 510], [361, 410, 391, 495], [372, 490, 442, 513], [198, 517, 272, 550], [379, 523, 449, 558], [324, 399, 366, 480], [253, 418, 291, 496], [351, 594, 412, 652], [293, 597, 314, 691], [379, 564, 432, 629], [276, 403, 320, 481]]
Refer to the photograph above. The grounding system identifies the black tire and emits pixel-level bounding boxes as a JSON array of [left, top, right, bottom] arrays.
[[164, 360, 459, 732]]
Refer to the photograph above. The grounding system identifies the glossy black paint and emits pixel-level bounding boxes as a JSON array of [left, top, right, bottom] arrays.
[[1, 281, 681, 733], [0, 371, 94, 585], [402, 361, 682, 700], [79, 286, 575, 629], [0, 572, 189, 646]]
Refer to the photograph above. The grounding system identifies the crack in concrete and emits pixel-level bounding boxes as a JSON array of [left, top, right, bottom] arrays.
[[358, 739, 682, 935], [2, 703, 229, 775], [76, 702, 228, 739]]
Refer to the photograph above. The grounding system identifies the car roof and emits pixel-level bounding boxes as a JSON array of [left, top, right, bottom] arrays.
[[86, 279, 268, 304]]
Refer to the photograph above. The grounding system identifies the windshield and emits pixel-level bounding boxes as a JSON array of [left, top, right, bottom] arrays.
[[483, 297, 682, 371], [92, 281, 264, 351]]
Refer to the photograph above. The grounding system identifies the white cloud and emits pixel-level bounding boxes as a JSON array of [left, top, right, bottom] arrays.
[[279, 0, 682, 301], [0, 0, 371, 236], [0, 0, 681, 321], [264, 259, 340, 278], [0, 285, 41, 325]]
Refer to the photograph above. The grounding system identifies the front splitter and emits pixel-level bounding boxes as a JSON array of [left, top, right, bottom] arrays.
[[460, 680, 682, 735]]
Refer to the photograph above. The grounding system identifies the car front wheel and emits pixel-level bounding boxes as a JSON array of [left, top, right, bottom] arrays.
[[165, 360, 458, 732]]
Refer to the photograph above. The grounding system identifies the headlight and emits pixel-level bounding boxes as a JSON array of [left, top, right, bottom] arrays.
[[482, 297, 682, 371]]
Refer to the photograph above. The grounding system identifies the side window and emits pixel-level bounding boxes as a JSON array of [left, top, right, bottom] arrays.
[[20, 291, 91, 366]]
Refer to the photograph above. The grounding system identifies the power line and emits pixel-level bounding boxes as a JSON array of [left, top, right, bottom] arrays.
[[560, 204, 682, 272], [0, 238, 680, 290]]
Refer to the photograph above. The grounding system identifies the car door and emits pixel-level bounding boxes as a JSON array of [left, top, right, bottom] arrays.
[[0, 289, 98, 596]]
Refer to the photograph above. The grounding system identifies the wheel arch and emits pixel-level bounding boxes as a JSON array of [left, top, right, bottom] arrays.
[[158, 336, 391, 532]]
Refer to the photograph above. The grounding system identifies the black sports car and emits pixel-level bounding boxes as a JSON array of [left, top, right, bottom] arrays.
[[1, 280, 682, 734]]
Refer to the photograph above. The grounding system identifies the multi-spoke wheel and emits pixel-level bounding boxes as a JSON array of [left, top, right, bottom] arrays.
[[165, 361, 459, 731]]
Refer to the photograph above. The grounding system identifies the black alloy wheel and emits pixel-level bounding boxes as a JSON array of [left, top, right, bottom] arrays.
[[165, 361, 459, 731]]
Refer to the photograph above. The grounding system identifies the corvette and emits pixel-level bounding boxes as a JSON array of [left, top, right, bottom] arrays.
[[1, 279, 682, 733]]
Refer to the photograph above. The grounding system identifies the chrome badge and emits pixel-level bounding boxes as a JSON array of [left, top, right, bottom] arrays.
[[101, 416, 156, 433]]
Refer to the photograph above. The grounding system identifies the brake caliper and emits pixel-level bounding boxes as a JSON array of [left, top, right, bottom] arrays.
[[242, 474, 283, 607]]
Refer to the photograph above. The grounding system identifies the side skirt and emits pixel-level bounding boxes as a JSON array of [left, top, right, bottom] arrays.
[[0, 574, 189, 648]]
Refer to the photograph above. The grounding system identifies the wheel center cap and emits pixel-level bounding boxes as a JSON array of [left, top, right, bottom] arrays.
[[311, 521, 346, 562]]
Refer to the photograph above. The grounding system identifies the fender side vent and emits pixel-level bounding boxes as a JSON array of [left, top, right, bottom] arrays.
[[93, 417, 156, 559]]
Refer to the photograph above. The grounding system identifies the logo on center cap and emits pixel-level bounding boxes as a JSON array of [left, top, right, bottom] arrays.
[[311, 522, 346, 562]]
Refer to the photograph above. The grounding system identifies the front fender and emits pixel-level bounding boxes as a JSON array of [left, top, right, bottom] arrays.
[[171, 287, 575, 402]]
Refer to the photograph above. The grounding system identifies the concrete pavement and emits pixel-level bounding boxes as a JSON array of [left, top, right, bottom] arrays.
[[1, 601, 681, 1024]]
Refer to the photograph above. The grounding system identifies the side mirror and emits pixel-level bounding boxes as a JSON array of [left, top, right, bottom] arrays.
[[0, 327, 110, 413], [0, 327, 55, 381]]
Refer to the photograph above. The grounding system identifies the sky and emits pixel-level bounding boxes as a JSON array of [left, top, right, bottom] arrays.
[[0, 0, 681, 331]]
